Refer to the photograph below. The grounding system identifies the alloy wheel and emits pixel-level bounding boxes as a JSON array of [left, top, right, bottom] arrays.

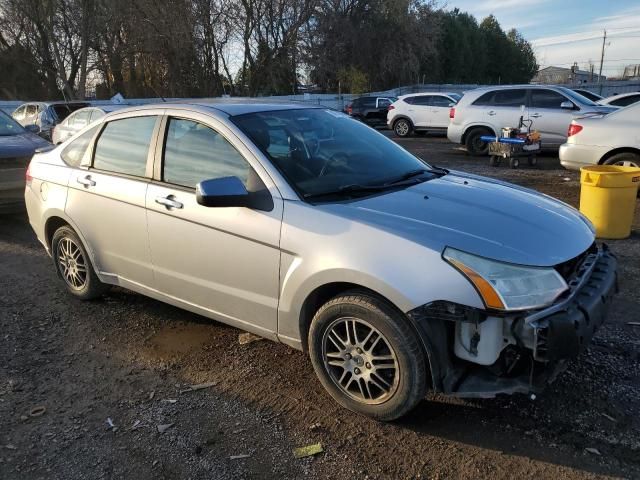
[[395, 121, 409, 136], [322, 317, 399, 405], [56, 237, 88, 290]]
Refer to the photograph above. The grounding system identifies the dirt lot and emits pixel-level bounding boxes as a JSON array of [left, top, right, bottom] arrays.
[[1, 135, 639, 480]]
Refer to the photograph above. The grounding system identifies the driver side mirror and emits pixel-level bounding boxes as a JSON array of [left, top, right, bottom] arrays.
[[196, 176, 249, 208], [560, 101, 575, 110]]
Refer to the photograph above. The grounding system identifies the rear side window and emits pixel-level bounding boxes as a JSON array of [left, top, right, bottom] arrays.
[[473, 89, 527, 107], [163, 118, 250, 188], [610, 94, 640, 107], [429, 96, 453, 107], [61, 125, 100, 167], [93, 116, 157, 177], [13, 106, 26, 120], [71, 110, 91, 128], [530, 89, 569, 109], [361, 98, 376, 107], [409, 96, 431, 106], [26, 105, 37, 117], [90, 110, 106, 122]]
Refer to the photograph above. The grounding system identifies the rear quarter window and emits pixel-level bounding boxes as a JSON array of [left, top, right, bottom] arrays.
[[61, 125, 101, 167]]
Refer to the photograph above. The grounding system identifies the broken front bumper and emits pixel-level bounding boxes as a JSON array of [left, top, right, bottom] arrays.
[[409, 245, 618, 398], [527, 245, 617, 363]]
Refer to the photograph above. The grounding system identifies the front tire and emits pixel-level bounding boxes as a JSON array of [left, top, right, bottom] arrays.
[[51, 226, 108, 300], [465, 127, 491, 156], [393, 119, 412, 138], [308, 291, 427, 421]]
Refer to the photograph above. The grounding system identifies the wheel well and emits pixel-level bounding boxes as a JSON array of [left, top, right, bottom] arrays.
[[461, 125, 495, 144], [393, 116, 413, 129], [44, 216, 70, 249], [598, 147, 640, 164]]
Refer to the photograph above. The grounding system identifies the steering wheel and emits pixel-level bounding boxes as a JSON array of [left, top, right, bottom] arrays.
[[319, 152, 349, 177]]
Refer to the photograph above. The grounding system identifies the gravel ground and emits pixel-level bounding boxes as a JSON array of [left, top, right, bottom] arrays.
[[1, 134, 639, 480]]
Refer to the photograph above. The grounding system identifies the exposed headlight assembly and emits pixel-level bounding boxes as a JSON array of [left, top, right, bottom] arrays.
[[443, 247, 568, 311]]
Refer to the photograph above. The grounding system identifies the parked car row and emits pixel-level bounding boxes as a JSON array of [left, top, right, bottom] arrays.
[[344, 86, 639, 171]]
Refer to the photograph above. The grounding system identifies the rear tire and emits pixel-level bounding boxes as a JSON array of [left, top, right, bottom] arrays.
[[603, 152, 640, 167], [308, 291, 427, 421], [393, 119, 412, 138], [51, 226, 109, 300], [465, 128, 491, 156]]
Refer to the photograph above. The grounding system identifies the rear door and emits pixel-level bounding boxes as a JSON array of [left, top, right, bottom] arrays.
[[487, 89, 528, 132], [145, 113, 283, 335], [406, 96, 432, 127], [529, 88, 574, 146], [65, 112, 161, 288], [427, 95, 455, 128]]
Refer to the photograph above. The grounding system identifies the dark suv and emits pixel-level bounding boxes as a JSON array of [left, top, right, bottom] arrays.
[[346, 96, 397, 127]]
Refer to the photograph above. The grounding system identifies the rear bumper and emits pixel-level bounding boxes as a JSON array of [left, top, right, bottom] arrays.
[[446, 124, 463, 144], [559, 142, 608, 170]]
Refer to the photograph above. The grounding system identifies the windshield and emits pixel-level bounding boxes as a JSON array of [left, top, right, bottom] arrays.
[[231, 108, 433, 199], [559, 87, 598, 106], [0, 110, 25, 136]]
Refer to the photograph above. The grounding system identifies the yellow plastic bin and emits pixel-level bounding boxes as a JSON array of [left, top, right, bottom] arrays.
[[579, 165, 640, 239]]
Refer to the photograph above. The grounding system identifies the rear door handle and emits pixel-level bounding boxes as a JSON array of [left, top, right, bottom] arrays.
[[530, 113, 542, 118], [76, 175, 96, 187], [155, 195, 183, 209], [487, 110, 497, 116]]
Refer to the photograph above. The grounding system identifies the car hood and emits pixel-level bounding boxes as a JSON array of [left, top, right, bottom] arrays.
[[0, 133, 50, 158], [318, 171, 594, 267]]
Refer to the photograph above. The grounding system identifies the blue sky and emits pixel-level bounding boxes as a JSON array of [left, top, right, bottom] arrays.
[[447, 0, 640, 77]]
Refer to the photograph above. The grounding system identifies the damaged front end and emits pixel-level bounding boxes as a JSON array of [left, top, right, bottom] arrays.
[[407, 245, 618, 398]]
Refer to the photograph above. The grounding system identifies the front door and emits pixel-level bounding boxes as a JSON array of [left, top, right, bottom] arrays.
[[427, 95, 455, 128], [65, 114, 160, 288], [528, 89, 575, 146], [145, 115, 282, 335]]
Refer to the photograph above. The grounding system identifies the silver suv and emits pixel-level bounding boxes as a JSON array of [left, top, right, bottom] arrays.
[[25, 103, 617, 420], [447, 85, 616, 155]]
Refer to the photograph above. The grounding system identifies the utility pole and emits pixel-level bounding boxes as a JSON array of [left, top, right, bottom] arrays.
[[598, 30, 607, 94]]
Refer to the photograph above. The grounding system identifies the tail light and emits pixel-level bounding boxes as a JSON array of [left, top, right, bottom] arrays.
[[567, 124, 583, 137], [26, 162, 32, 185], [388, 105, 395, 111], [346, 105, 352, 115], [449, 107, 455, 119]]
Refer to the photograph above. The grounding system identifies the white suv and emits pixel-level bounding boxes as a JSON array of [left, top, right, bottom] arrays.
[[387, 92, 461, 137], [447, 85, 616, 155]]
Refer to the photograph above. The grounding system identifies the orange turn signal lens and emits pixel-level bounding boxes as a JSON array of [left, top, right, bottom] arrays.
[[448, 259, 506, 310]]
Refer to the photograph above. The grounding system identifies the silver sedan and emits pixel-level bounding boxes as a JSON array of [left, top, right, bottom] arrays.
[[25, 103, 617, 420]]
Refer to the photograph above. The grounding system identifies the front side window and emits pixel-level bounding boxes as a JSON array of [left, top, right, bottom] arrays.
[[232, 108, 433, 199], [93, 116, 157, 177], [530, 89, 569, 109], [61, 125, 100, 167], [163, 118, 250, 188], [411, 96, 432, 106]]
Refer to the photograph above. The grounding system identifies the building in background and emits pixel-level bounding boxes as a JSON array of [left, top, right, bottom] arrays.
[[532, 66, 606, 85], [623, 64, 640, 80]]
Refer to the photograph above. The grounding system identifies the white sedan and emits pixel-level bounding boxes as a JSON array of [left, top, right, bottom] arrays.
[[559, 102, 640, 170]]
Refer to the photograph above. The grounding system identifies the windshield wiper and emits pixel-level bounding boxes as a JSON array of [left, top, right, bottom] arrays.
[[304, 183, 390, 200]]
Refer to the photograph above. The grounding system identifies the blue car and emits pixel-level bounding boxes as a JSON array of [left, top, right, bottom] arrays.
[[0, 110, 51, 213]]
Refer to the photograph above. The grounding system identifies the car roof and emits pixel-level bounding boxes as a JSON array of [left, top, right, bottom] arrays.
[[399, 92, 457, 98], [102, 101, 320, 118]]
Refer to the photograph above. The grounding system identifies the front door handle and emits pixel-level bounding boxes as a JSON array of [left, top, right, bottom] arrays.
[[155, 195, 183, 210], [487, 110, 497, 116], [76, 175, 96, 187], [530, 113, 542, 118]]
